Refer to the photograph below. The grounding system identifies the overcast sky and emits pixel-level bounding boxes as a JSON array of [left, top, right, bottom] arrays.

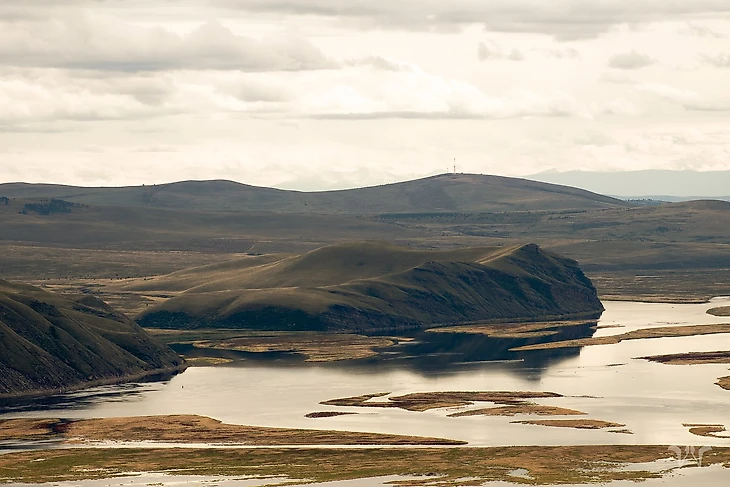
[[1, 1, 729, 190]]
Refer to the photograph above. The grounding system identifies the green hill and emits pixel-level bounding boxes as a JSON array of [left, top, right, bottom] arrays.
[[0, 173, 630, 214], [0, 280, 184, 399], [135, 242, 604, 332]]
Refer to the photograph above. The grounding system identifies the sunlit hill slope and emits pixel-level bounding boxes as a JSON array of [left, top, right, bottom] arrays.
[[135, 242, 604, 332]]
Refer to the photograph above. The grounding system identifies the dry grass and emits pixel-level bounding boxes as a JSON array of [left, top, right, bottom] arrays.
[[708, 306, 730, 317], [512, 419, 626, 430], [305, 412, 359, 419], [511, 323, 730, 351], [684, 423, 730, 438], [448, 405, 586, 417], [9, 415, 462, 446], [0, 419, 67, 441], [193, 333, 395, 362], [638, 350, 730, 365], [322, 391, 563, 412], [426, 320, 592, 338], [3, 445, 726, 485]]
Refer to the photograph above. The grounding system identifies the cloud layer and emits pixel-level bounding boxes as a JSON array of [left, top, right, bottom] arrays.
[[0, 1, 729, 188]]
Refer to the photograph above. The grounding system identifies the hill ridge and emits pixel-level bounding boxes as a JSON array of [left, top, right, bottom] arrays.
[[135, 241, 604, 332], [0, 173, 631, 214], [0, 279, 184, 399]]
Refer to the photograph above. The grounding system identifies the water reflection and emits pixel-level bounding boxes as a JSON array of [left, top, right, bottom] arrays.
[[172, 321, 598, 379], [0, 379, 166, 413]]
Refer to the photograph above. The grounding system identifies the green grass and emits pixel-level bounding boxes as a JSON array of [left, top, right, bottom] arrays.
[[1, 446, 728, 485]]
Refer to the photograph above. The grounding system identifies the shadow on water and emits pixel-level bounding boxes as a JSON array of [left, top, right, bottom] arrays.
[[0, 372, 177, 413], [0, 323, 598, 414], [352, 321, 597, 379], [172, 321, 598, 380]]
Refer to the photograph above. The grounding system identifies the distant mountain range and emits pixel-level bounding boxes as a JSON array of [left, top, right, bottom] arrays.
[[0, 173, 629, 214], [529, 170, 730, 201]]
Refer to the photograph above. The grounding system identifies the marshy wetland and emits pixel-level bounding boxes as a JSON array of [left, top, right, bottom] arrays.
[[2, 298, 730, 485]]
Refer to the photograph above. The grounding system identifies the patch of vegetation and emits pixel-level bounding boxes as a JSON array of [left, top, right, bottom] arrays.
[[322, 391, 564, 412], [638, 350, 730, 365], [512, 419, 626, 430], [448, 405, 586, 417], [2, 446, 728, 485], [1, 415, 462, 446], [708, 306, 730, 317], [21, 199, 79, 215], [511, 323, 730, 351], [684, 423, 730, 438], [192, 333, 396, 362], [305, 412, 358, 418]]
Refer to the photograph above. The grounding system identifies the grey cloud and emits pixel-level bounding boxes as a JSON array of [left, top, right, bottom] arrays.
[[0, 15, 335, 72], [218, 0, 730, 40], [477, 42, 524, 61], [704, 53, 730, 67], [608, 51, 655, 69], [346, 56, 412, 71], [683, 22, 725, 38], [544, 47, 580, 59]]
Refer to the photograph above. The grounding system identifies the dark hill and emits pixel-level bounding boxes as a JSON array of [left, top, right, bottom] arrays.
[[135, 242, 604, 332], [0, 280, 184, 399], [0, 174, 631, 214]]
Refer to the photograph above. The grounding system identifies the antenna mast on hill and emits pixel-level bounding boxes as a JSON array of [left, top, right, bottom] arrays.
[[453, 158, 456, 174]]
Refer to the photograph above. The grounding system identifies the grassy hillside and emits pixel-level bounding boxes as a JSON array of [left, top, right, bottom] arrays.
[[135, 242, 603, 332], [1, 176, 728, 304], [0, 174, 630, 214], [0, 280, 184, 398]]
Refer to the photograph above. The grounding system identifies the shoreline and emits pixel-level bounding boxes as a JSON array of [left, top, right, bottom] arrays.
[[0, 364, 187, 403]]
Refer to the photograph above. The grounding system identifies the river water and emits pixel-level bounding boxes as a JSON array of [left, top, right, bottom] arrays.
[[2, 298, 730, 449]]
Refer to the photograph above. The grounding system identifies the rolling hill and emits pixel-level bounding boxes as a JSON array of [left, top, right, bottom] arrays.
[[0, 280, 184, 399], [0, 173, 631, 214], [135, 242, 604, 332]]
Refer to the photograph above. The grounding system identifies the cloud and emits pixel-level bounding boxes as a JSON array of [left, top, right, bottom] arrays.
[[218, 0, 730, 40], [682, 22, 725, 38], [345, 56, 414, 72], [638, 83, 730, 111], [477, 42, 524, 61], [704, 53, 730, 67], [0, 12, 334, 72], [298, 68, 583, 119], [608, 51, 655, 69]]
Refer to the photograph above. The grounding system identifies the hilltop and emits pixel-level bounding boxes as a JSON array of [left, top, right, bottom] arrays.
[[135, 242, 603, 332], [0, 280, 184, 399], [0, 173, 630, 214]]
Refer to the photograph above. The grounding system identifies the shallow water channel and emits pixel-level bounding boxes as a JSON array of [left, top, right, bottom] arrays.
[[2, 299, 730, 450]]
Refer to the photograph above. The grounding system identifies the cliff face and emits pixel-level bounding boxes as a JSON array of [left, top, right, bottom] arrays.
[[0, 280, 184, 398], [136, 242, 604, 333]]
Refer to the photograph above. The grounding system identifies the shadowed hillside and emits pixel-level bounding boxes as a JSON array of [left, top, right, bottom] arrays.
[[0, 280, 184, 398], [135, 242, 604, 332], [0, 174, 631, 214]]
